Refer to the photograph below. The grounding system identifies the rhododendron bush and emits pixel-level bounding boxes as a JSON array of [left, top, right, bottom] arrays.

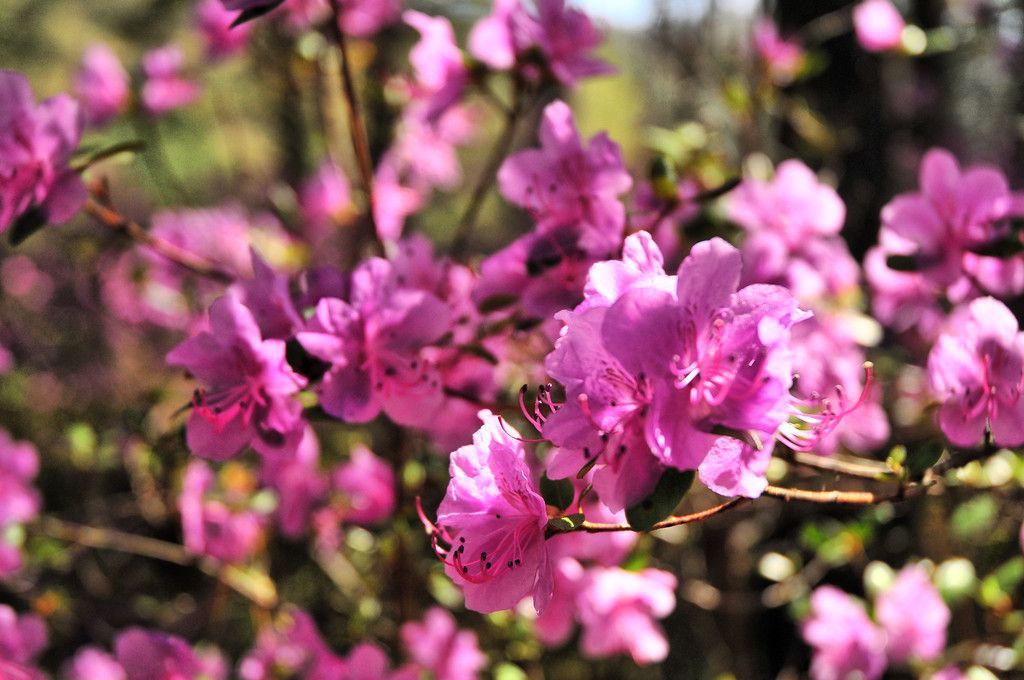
[[4, 0, 1024, 677]]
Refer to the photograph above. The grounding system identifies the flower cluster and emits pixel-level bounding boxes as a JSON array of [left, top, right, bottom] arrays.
[[802, 564, 951, 680]]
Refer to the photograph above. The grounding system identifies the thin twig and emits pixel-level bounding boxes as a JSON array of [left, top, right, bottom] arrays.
[[37, 516, 277, 609], [786, 450, 894, 480], [763, 483, 925, 504], [326, 0, 383, 256], [83, 195, 235, 283], [451, 89, 524, 257], [579, 498, 747, 533]]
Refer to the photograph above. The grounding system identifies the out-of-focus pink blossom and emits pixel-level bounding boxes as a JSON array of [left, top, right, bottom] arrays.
[[468, 0, 521, 70], [752, 19, 805, 84], [297, 257, 450, 428], [0, 430, 40, 578], [329, 444, 395, 525], [196, 0, 252, 59], [533, 557, 585, 647], [400, 607, 487, 680], [576, 567, 677, 665], [239, 607, 347, 680], [179, 460, 268, 563], [74, 45, 129, 126], [140, 45, 200, 115], [802, 586, 887, 680], [730, 160, 859, 303], [0, 605, 46, 665], [868, 148, 1024, 333], [429, 411, 553, 613], [875, 564, 949, 664], [928, 297, 1024, 448], [372, 158, 425, 244], [65, 647, 127, 680], [341, 642, 419, 680], [631, 179, 701, 268], [498, 100, 631, 255], [403, 11, 467, 122], [167, 295, 307, 460], [260, 427, 327, 538], [300, 160, 352, 239], [853, 0, 906, 53], [0, 71, 85, 233], [114, 628, 226, 680]]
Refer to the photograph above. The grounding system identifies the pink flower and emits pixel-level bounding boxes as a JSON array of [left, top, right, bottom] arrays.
[[400, 607, 487, 680], [114, 628, 226, 680], [576, 567, 677, 665], [0, 71, 86, 233], [179, 460, 267, 563], [752, 19, 805, 84], [74, 45, 129, 126], [523, 0, 613, 87], [853, 0, 906, 53], [403, 11, 468, 123], [300, 160, 352, 239], [802, 586, 887, 680], [928, 297, 1024, 447], [334, 0, 402, 38], [65, 647, 127, 680], [541, 235, 812, 506], [533, 557, 585, 646], [372, 158, 425, 244], [260, 427, 328, 538], [730, 160, 858, 302], [0, 429, 40, 578], [167, 294, 308, 460], [141, 45, 201, 115], [330, 444, 395, 525], [239, 607, 347, 680], [498, 100, 631, 255], [875, 564, 949, 664], [341, 643, 419, 680], [429, 411, 554, 614], [196, 0, 252, 59], [296, 257, 450, 428], [868, 148, 1024, 327], [0, 605, 46, 665], [468, 0, 521, 70]]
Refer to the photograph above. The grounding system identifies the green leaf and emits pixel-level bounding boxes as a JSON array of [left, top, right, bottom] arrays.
[[539, 475, 574, 511], [626, 469, 695, 531], [456, 344, 499, 365], [72, 138, 145, 171], [8, 207, 47, 246], [905, 441, 944, 478], [546, 513, 584, 534], [951, 495, 998, 542], [230, 1, 285, 27], [886, 254, 919, 272]]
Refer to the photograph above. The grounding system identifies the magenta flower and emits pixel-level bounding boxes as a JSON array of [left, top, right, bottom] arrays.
[[428, 411, 553, 614], [239, 607, 347, 680], [0, 71, 86, 233], [330, 444, 395, 525], [729, 160, 858, 302], [853, 0, 906, 53], [372, 158, 425, 244], [400, 607, 487, 680], [141, 45, 200, 116], [74, 45, 129, 126], [533, 557, 585, 646], [522, 0, 613, 87], [403, 11, 468, 123], [468, 0, 522, 70], [868, 148, 1024, 327], [0, 605, 46, 666], [498, 100, 631, 255], [114, 628, 226, 680], [65, 647, 127, 680], [802, 586, 887, 680], [928, 297, 1024, 447], [300, 160, 352, 238], [333, 0, 402, 38], [296, 257, 450, 428], [875, 564, 949, 664], [0, 429, 40, 578], [752, 19, 805, 84], [179, 460, 267, 563], [167, 294, 307, 460], [542, 235, 812, 505], [341, 643, 418, 680], [260, 427, 328, 538], [196, 0, 252, 59], [576, 567, 677, 665]]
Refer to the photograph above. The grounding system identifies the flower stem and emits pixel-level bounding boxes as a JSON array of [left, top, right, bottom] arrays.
[[83, 193, 235, 283], [579, 498, 747, 533]]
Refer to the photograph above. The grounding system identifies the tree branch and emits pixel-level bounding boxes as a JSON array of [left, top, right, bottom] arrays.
[[578, 498, 748, 533]]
